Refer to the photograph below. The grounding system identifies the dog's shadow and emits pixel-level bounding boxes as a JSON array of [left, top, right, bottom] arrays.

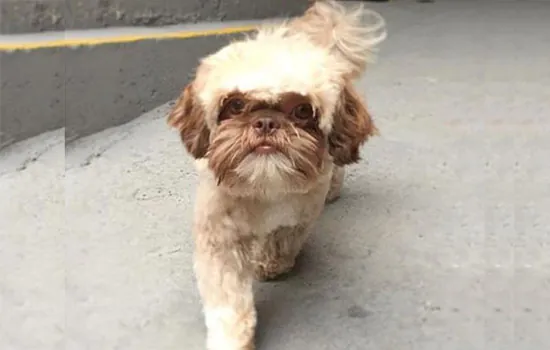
[[254, 173, 411, 349]]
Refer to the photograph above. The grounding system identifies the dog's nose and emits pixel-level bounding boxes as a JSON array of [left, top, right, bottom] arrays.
[[253, 117, 280, 135]]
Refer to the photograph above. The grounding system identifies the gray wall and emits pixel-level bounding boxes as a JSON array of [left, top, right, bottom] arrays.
[[1, 0, 309, 34], [0, 0, 309, 148]]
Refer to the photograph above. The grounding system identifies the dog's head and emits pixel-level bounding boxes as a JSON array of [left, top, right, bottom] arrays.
[[168, 1, 385, 196]]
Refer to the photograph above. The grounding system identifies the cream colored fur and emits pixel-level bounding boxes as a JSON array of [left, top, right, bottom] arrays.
[[287, 0, 386, 78], [196, 30, 347, 134], [173, 2, 386, 349], [195, 1, 386, 135], [193, 159, 333, 350]]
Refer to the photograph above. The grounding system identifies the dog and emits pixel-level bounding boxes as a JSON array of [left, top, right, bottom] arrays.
[[167, 1, 386, 349]]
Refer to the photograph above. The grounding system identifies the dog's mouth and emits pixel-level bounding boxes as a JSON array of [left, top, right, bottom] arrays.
[[252, 141, 279, 155]]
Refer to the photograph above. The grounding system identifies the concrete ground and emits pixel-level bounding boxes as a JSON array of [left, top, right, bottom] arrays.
[[1, 1, 549, 349]]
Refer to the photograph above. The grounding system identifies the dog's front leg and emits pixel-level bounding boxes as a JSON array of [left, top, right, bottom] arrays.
[[194, 240, 256, 350], [326, 165, 345, 203]]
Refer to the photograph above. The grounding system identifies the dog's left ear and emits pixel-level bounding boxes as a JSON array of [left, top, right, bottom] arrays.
[[167, 83, 211, 159], [328, 83, 378, 166]]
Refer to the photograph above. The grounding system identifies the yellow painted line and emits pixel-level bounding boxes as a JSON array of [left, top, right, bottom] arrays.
[[0, 25, 256, 51]]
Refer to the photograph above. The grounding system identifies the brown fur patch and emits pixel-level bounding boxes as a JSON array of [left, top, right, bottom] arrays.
[[207, 111, 326, 187], [167, 84, 210, 158], [328, 83, 377, 166]]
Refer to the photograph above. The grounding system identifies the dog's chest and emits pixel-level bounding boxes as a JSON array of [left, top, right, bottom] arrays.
[[250, 200, 304, 236], [242, 186, 330, 237]]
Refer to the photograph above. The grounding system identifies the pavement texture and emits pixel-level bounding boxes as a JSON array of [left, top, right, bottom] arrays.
[[1, 1, 549, 349]]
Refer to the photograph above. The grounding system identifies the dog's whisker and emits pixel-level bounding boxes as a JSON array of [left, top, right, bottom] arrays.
[[290, 124, 301, 140]]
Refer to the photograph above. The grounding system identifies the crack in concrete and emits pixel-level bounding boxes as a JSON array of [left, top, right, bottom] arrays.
[[0, 139, 64, 176], [76, 131, 132, 168], [15, 140, 63, 172], [66, 103, 173, 170], [0, 136, 16, 150]]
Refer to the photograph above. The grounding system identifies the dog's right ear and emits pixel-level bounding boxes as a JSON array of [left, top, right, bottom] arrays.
[[167, 83, 210, 159]]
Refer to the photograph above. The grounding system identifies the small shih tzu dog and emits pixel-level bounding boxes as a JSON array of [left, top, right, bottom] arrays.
[[167, 1, 386, 349]]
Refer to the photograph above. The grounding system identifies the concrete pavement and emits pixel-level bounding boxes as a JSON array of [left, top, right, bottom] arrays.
[[1, 1, 549, 349]]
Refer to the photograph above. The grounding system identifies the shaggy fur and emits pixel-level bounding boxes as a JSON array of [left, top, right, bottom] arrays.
[[167, 1, 386, 349]]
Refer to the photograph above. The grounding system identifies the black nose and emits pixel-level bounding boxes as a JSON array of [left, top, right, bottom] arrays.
[[253, 117, 280, 134]]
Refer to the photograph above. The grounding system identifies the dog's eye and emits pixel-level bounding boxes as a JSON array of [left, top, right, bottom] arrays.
[[227, 98, 246, 114], [292, 104, 314, 120]]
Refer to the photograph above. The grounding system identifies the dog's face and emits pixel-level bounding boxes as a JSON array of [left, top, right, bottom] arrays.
[[168, 30, 376, 194], [207, 91, 326, 189]]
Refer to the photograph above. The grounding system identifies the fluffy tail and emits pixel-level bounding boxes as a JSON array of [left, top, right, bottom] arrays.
[[288, 0, 387, 78]]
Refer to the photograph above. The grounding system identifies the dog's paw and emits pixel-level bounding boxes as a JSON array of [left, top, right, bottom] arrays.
[[207, 337, 255, 350], [325, 190, 341, 204], [205, 306, 256, 350], [254, 260, 295, 282], [207, 340, 254, 350]]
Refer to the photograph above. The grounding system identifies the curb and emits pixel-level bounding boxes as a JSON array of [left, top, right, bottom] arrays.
[[0, 25, 257, 51]]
